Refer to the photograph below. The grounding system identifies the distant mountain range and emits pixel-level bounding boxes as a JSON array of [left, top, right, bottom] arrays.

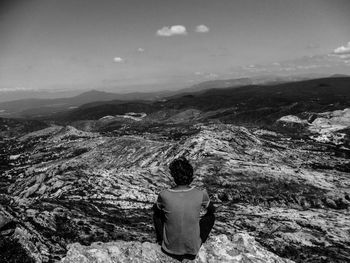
[[0, 74, 335, 118], [41, 76, 350, 124], [175, 73, 328, 94], [0, 90, 167, 118]]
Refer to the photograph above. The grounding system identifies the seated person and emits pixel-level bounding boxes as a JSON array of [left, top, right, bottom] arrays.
[[153, 157, 215, 261]]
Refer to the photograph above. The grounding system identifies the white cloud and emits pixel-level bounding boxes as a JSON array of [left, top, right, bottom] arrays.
[[296, 65, 320, 70], [0, 86, 35, 92], [156, 25, 187, 37], [333, 42, 350, 55], [113, 57, 124, 63], [195, 24, 210, 33], [137, 48, 145, 52]]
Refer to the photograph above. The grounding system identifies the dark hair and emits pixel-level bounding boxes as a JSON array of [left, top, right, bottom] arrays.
[[169, 157, 194, 185]]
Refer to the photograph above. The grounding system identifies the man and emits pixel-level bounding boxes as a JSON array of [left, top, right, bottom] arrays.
[[153, 157, 215, 262]]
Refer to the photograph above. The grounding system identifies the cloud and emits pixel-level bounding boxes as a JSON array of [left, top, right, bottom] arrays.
[[137, 48, 145, 52], [195, 24, 210, 33], [113, 57, 124, 63], [0, 86, 35, 92], [156, 25, 187, 37], [333, 42, 350, 55]]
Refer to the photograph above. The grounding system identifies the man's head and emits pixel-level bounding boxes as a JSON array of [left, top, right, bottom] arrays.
[[169, 156, 194, 185]]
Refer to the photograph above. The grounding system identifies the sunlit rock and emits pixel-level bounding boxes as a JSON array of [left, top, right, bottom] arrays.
[[61, 233, 294, 263]]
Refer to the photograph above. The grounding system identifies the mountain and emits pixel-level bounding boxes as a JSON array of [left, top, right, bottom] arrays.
[[0, 90, 120, 117], [54, 102, 158, 122], [0, 89, 85, 103], [0, 89, 176, 118], [160, 76, 350, 124], [178, 78, 253, 93], [0, 74, 333, 119], [0, 74, 330, 119], [173, 74, 330, 97], [49, 76, 350, 126]]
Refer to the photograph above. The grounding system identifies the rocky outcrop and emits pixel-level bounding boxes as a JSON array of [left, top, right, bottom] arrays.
[[276, 108, 350, 146], [309, 108, 350, 146], [275, 115, 310, 135], [1, 124, 350, 262], [61, 233, 293, 263], [0, 208, 44, 263]]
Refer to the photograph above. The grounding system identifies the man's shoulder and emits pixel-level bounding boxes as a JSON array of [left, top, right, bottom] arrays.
[[191, 187, 208, 194], [158, 187, 207, 195], [190, 187, 208, 197]]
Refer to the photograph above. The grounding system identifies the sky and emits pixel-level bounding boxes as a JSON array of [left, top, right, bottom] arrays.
[[1, 0, 350, 94]]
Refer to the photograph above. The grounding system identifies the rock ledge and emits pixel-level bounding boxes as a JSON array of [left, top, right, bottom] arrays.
[[61, 233, 294, 263]]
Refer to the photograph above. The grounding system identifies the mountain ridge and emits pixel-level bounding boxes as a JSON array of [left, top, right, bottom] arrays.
[[0, 74, 336, 118], [45, 76, 350, 124]]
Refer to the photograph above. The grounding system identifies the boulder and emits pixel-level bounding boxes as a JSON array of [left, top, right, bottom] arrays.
[[274, 115, 310, 135]]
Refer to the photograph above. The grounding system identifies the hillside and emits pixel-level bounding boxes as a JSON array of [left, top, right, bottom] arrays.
[[161, 77, 350, 123], [0, 75, 335, 119], [0, 117, 48, 138], [0, 90, 170, 118], [171, 74, 325, 97], [45, 77, 350, 126], [0, 123, 349, 262], [0, 90, 128, 118]]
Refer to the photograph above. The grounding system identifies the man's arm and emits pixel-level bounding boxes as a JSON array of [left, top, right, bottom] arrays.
[[202, 189, 215, 214], [153, 193, 165, 244], [206, 201, 216, 215]]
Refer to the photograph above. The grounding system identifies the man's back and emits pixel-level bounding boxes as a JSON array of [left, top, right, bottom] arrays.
[[156, 187, 210, 255]]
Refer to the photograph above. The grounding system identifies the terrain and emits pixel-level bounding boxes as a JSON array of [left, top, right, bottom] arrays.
[[0, 90, 147, 118], [0, 76, 350, 262], [31, 76, 350, 126], [0, 74, 332, 119]]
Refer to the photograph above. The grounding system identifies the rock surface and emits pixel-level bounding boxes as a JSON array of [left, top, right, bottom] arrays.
[[1, 123, 350, 262], [276, 108, 350, 146], [61, 233, 293, 263]]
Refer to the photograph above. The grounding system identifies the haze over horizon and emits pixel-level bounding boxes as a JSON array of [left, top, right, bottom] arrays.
[[1, 0, 350, 96]]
